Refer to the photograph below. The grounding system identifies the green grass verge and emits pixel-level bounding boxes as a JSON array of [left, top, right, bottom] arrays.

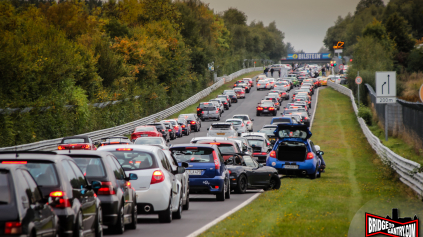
[[199, 87, 419, 237], [368, 124, 423, 163], [165, 71, 260, 119]]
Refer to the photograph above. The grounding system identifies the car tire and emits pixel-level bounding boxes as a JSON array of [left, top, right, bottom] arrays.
[[236, 175, 247, 194], [73, 211, 84, 237], [113, 205, 125, 234], [268, 175, 281, 190], [127, 203, 137, 230], [309, 168, 318, 179], [257, 88, 260, 91], [273, 111, 277, 116], [216, 183, 226, 201], [217, 117, 220, 121], [158, 198, 172, 223], [201, 118, 205, 122], [183, 192, 189, 210], [256, 112, 260, 116], [225, 180, 230, 199], [95, 207, 103, 237], [172, 195, 182, 219]]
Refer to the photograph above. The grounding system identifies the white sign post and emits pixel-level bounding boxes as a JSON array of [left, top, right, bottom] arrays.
[[375, 71, 396, 141]]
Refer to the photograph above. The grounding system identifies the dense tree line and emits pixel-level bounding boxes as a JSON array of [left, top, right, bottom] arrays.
[[0, 0, 286, 146]]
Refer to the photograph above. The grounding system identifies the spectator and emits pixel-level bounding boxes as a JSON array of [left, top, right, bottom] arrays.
[[264, 67, 269, 77], [270, 68, 274, 77]]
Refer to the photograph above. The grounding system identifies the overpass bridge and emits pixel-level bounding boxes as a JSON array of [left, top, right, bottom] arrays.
[[281, 53, 333, 64]]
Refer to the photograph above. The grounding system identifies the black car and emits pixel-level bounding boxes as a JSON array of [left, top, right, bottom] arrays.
[[56, 150, 138, 234], [178, 114, 201, 132], [0, 164, 59, 237], [222, 90, 238, 103], [245, 137, 272, 163], [147, 122, 170, 142], [97, 136, 131, 147], [256, 100, 277, 116], [162, 122, 176, 140], [217, 95, 232, 107], [227, 154, 280, 193], [0, 151, 103, 237], [177, 118, 191, 135]]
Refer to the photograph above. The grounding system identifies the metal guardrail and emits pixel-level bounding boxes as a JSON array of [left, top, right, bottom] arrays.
[[328, 81, 423, 197], [0, 67, 262, 152]]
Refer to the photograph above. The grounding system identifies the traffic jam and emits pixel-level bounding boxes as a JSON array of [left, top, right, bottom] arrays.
[[0, 64, 328, 236]]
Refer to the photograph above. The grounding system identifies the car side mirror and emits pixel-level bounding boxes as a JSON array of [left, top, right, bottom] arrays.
[[128, 173, 138, 180], [319, 151, 325, 155], [259, 163, 264, 168], [181, 162, 189, 168], [91, 180, 101, 190], [251, 119, 254, 121], [177, 167, 185, 174]]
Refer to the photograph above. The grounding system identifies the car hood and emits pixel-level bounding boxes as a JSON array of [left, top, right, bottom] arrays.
[[275, 123, 312, 140]]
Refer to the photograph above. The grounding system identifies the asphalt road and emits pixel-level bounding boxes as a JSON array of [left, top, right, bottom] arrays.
[[109, 74, 319, 237]]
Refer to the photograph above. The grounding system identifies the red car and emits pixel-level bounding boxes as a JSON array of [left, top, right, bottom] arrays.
[[131, 125, 162, 142], [57, 135, 96, 150]]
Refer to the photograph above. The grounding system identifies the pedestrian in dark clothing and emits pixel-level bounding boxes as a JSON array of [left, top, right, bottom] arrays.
[[322, 67, 326, 76], [264, 67, 269, 77], [270, 68, 274, 77], [279, 69, 281, 78]]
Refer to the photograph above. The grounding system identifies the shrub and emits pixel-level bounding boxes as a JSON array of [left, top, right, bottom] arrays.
[[358, 104, 373, 125]]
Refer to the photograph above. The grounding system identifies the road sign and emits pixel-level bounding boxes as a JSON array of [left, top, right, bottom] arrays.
[[420, 84, 423, 102], [376, 97, 396, 103], [334, 49, 343, 53], [339, 64, 344, 70], [376, 72, 396, 97], [355, 76, 362, 84]]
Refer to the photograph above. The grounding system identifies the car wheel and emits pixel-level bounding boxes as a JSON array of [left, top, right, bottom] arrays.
[[216, 183, 226, 201], [201, 118, 205, 121], [273, 111, 277, 116], [95, 207, 103, 237], [256, 112, 260, 116], [127, 203, 137, 230], [183, 192, 189, 210], [172, 195, 182, 219], [158, 198, 172, 223], [113, 205, 125, 234], [309, 168, 318, 179], [73, 211, 84, 237], [236, 175, 247, 194], [217, 117, 220, 121], [268, 175, 281, 190]]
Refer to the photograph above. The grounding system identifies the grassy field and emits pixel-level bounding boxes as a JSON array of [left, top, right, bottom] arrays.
[[165, 71, 260, 119], [199, 87, 420, 237]]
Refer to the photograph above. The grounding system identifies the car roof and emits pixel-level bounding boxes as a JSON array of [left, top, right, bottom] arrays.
[[170, 144, 216, 149], [97, 144, 162, 152], [0, 151, 70, 162], [226, 118, 243, 122], [197, 140, 237, 145], [211, 122, 232, 125], [55, 150, 110, 157], [62, 135, 90, 140]]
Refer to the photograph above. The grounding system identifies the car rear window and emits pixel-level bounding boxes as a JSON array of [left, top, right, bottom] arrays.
[[199, 103, 212, 108], [135, 126, 155, 132], [101, 137, 130, 143], [72, 157, 106, 178], [110, 151, 158, 170], [25, 162, 59, 187], [227, 120, 241, 125], [0, 171, 11, 204], [278, 129, 308, 139], [217, 144, 236, 154], [179, 114, 195, 120], [260, 102, 274, 107], [134, 138, 163, 145], [163, 120, 177, 126], [260, 127, 277, 136], [247, 139, 264, 147], [62, 138, 85, 144], [163, 123, 172, 129], [211, 124, 231, 129], [233, 116, 248, 121], [284, 109, 299, 114], [203, 106, 217, 111], [171, 148, 214, 163], [272, 118, 291, 124]]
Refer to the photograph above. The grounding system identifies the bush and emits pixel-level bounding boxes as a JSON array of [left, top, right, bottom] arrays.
[[358, 104, 373, 125]]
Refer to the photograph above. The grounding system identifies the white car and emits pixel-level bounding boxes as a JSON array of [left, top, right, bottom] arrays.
[[226, 118, 247, 136], [190, 136, 228, 143], [163, 149, 190, 211], [232, 114, 254, 132], [134, 137, 168, 148], [328, 75, 341, 84], [241, 132, 270, 144], [257, 74, 267, 80], [273, 81, 289, 91], [98, 145, 186, 223], [256, 80, 269, 90], [207, 122, 238, 137]]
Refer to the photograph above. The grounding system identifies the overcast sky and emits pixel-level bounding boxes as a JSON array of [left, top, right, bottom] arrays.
[[203, 0, 390, 53]]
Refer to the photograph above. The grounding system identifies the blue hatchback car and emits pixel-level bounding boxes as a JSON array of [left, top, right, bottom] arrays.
[[169, 144, 231, 201], [266, 123, 322, 179]]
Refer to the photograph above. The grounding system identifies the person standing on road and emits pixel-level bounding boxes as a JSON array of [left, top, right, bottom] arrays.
[[270, 68, 274, 77], [264, 67, 269, 77], [322, 66, 326, 76]]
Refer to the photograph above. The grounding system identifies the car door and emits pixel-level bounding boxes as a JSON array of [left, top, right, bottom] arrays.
[[110, 156, 131, 217], [242, 156, 261, 187], [67, 160, 97, 232], [20, 169, 56, 237], [158, 150, 178, 207]]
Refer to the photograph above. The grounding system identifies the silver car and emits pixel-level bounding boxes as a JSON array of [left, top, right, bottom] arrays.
[[201, 106, 220, 121], [257, 79, 271, 90], [209, 100, 224, 115], [226, 118, 247, 136], [134, 137, 168, 148], [232, 114, 254, 132]]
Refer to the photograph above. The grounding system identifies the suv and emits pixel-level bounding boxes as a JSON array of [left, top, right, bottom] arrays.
[[56, 150, 138, 234], [0, 151, 103, 237], [162, 122, 176, 140], [170, 144, 230, 201], [266, 124, 323, 179], [147, 122, 170, 142], [178, 114, 201, 132]]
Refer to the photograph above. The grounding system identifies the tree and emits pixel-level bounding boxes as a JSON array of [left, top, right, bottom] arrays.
[[362, 19, 394, 51], [318, 46, 329, 53], [355, 0, 384, 15], [385, 12, 415, 54], [286, 42, 295, 54], [222, 8, 247, 26]]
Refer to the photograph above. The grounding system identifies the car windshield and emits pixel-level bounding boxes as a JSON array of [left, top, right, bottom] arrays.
[[284, 109, 299, 114], [179, 114, 195, 120], [227, 120, 241, 125], [203, 106, 216, 111], [260, 102, 274, 107], [268, 93, 279, 97], [247, 139, 264, 147], [234, 88, 243, 92], [210, 100, 221, 104], [258, 80, 265, 84], [25, 162, 59, 187], [62, 138, 85, 144], [243, 156, 256, 167], [272, 118, 292, 124], [177, 119, 186, 124], [110, 151, 158, 170], [134, 138, 163, 145], [278, 129, 308, 139], [260, 127, 276, 135], [0, 171, 11, 204], [171, 148, 214, 163], [73, 157, 106, 177], [199, 103, 213, 108], [265, 97, 276, 101], [233, 116, 248, 121], [217, 144, 236, 154]]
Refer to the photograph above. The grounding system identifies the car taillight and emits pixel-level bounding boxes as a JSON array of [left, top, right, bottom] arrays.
[[228, 170, 231, 174], [191, 121, 196, 124], [97, 182, 116, 195], [306, 152, 314, 160], [241, 124, 245, 127], [257, 107, 263, 110], [245, 87, 248, 89], [269, 151, 276, 158], [182, 125, 185, 128], [174, 126, 179, 129], [151, 170, 165, 184], [197, 108, 201, 111], [262, 152, 267, 155], [212, 151, 220, 170], [224, 102, 227, 104], [216, 110, 219, 114], [58, 145, 66, 150], [269, 107, 275, 110], [257, 84, 261, 86], [305, 117, 309, 120], [4, 222, 22, 235], [126, 181, 131, 188], [1, 161, 27, 164], [275, 102, 279, 105], [81, 144, 91, 150], [116, 148, 133, 151], [234, 84, 236, 86], [247, 121, 251, 124], [49, 191, 71, 208], [266, 83, 269, 86], [168, 129, 172, 132]]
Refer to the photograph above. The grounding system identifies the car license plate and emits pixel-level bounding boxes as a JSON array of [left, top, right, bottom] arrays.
[[217, 133, 225, 135], [264, 110, 268, 112], [269, 138, 275, 141], [187, 170, 202, 175], [141, 134, 148, 137], [284, 165, 298, 169]]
